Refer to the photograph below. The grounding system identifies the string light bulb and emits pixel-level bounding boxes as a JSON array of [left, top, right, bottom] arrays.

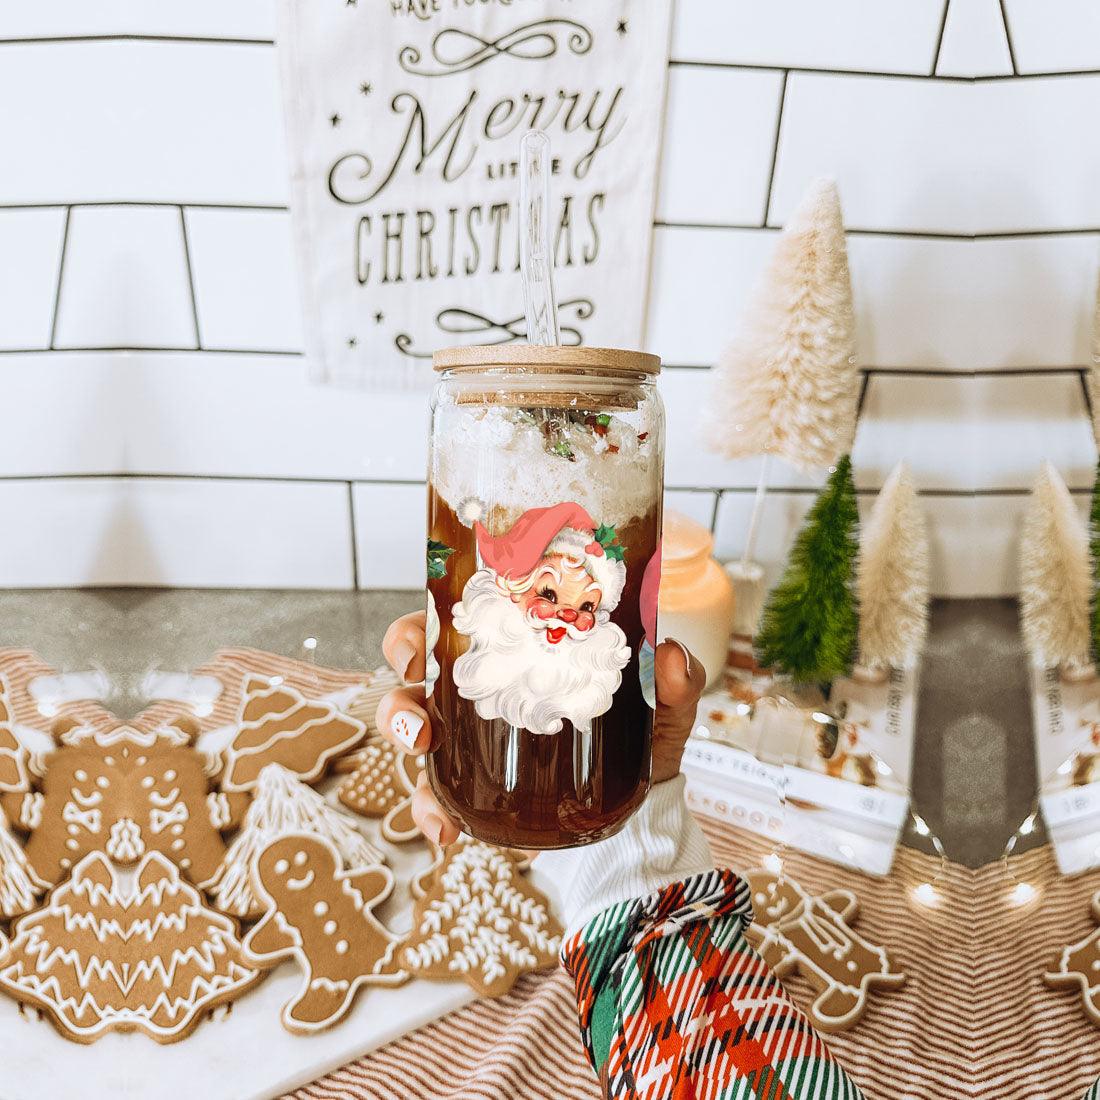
[[1010, 882, 1037, 907], [913, 882, 940, 908]]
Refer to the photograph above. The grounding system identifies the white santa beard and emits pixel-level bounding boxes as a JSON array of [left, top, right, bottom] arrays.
[[451, 570, 631, 736]]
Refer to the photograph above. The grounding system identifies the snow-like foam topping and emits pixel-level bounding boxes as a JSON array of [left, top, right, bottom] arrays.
[[431, 406, 658, 529]]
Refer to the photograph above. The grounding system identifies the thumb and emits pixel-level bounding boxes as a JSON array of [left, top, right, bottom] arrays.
[[652, 639, 707, 783]]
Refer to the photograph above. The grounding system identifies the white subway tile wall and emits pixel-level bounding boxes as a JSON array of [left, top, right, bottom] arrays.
[[185, 209, 303, 352], [0, 1, 1093, 596], [0, 209, 67, 350], [1001, 0, 1100, 75], [53, 206, 197, 350], [936, 0, 1013, 77]]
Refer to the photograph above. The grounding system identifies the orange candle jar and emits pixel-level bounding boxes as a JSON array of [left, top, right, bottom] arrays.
[[658, 512, 736, 688]]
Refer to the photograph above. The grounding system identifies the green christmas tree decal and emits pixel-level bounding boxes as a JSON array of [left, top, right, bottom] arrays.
[[427, 539, 455, 580], [756, 455, 860, 684], [1090, 459, 1100, 661]]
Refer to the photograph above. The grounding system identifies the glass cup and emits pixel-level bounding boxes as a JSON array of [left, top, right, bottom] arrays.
[[425, 345, 665, 849]]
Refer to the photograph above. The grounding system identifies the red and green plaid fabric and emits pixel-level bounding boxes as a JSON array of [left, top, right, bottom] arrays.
[[561, 868, 865, 1099]]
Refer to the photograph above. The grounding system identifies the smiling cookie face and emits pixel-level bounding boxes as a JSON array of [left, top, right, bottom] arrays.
[[258, 835, 329, 897]]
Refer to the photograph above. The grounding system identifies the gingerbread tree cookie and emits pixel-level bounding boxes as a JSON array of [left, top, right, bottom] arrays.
[[220, 676, 367, 791], [1045, 889, 1100, 1026], [402, 837, 561, 997], [337, 735, 422, 844], [742, 868, 906, 1032], [22, 723, 228, 888], [0, 675, 30, 792], [242, 833, 406, 1033], [0, 849, 263, 1043], [0, 803, 43, 918], [209, 764, 383, 920]]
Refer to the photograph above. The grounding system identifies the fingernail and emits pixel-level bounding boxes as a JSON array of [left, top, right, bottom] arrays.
[[423, 813, 444, 844], [393, 639, 416, 679], [391, 709, 425, 750], [667, 637, 692, 676]]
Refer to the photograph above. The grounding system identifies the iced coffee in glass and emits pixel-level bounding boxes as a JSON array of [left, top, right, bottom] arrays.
[[425, 345, 664, 849]]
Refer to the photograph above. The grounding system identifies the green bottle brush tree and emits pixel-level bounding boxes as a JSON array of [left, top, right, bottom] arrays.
[[755, 454, 860, 686]]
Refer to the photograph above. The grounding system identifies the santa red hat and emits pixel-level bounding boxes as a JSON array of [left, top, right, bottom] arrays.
[[473, 502, 627, 611]]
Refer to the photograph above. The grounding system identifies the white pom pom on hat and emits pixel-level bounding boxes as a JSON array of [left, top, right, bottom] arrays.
[[456, 496, 486, 527]]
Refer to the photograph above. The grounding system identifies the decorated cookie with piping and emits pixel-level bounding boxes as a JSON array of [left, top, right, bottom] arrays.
[[337, 736, 422, 844], [742, 868, 906, 1032], [0, 849, 263, 1043], [209, 763, 383, 920], [1045, 889, 1100, 1027], [242, 833, 406, 1033], [0, 802, 44, 917], [23, 721, 228, 888], [0, 675, 29, 793], [220, 677, 367, 792], [402, 836, 561, 997]]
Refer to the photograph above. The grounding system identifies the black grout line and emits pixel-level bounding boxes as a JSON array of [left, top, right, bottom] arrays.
[[656, 220, 970, 240], [761, 71, 788, 227], [47, 206, 71, 350], [177, 207, 202, 351], [855, 371, 873, 417], [1081, 370, 1096, 427], [974, 226, 1100, 239], [663, 364, 1090, 377], [0, 471, 1055, 499], [977, 68, 1100, 81], [0, 346, 303, 357], [709, 491, 721, 534], [0, 202, 289, 212], [0, 472, 425, 486], [0, 34, 275, 46], [931, 0, 951, 77], [670, 56, 1100, 83], [997, 0, 1018, 76], [657, 220, 1100, 241], [3, 203, 1096, 244], [347, 482, 360, 589], [0, 345, 1086, 379], [667, 58, 971, 83]]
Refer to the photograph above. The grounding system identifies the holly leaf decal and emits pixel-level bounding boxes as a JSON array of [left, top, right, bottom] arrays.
[[427, 539, 455, 580], [594, 524, 626, 563]]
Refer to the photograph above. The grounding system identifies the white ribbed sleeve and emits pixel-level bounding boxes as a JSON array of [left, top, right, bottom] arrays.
[[534, 775, 715, 937]]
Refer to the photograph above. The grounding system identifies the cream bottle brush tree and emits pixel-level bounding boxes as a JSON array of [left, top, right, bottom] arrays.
[[703, 177, 859, 633], [1019, 462, 1090, 670], [857, 462, 930, 672]]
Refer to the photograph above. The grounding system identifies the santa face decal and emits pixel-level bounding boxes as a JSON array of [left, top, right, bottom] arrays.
[[518, 556, 601, 644], [451, 502, 631, 736]]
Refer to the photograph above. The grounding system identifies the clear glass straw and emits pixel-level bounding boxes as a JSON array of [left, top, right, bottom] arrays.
[[519, 130, 559, 347]]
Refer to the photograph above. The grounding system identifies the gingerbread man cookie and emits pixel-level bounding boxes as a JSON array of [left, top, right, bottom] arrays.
[[242, 833, 406, 1033], [743, 868, 906, 1032], [1045, 889, 1100, 1026], [209, 763, 383, 920], [403, 836, 561, 997], [22, 721, 228, 888], [220, 677, 367, 792], [337, 735, 422, 844], [0, 849, 263, 1043]]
